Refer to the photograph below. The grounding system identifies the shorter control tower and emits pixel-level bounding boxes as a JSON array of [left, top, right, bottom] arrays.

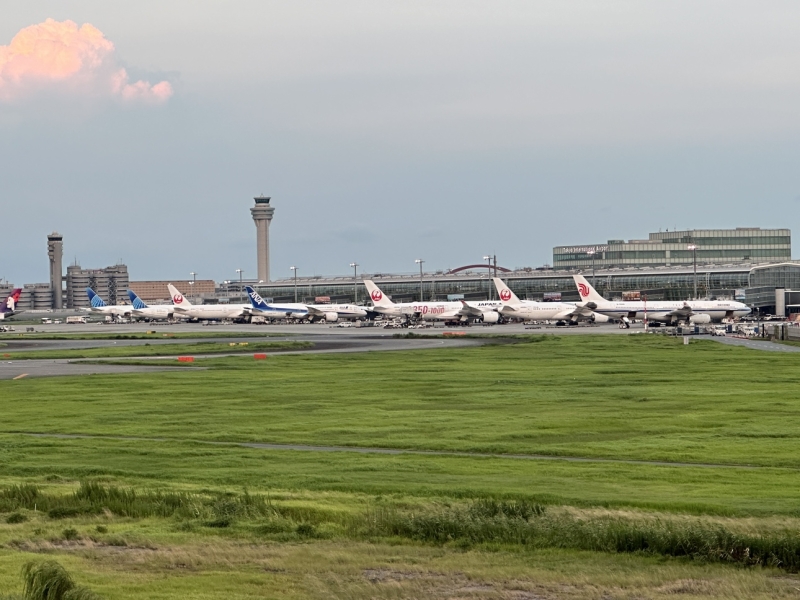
[[47, 232, 63, 309], [250, 196, 275, 282]]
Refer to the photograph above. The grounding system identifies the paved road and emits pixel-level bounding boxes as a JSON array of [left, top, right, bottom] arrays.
[[0, 335, 480, 380], [707, 336, 800, 352], [1, 321, 794, 380], [0, 361, 194, 380]]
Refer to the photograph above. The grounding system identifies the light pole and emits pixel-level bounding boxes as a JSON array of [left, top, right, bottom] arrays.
[[290, 266, 298, 303], [415, 259, 425, 302], [586, 250, 596, 289], [235, 269, 243, 301], [483, 255, 493, 300], [687, 244, 697, 299], [189, 272, 196, 302], [349, 263, 359, 304]]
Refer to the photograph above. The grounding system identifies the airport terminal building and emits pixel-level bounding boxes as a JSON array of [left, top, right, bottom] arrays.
[[251, 261, 800, 316], [553, 228, 791, 271]]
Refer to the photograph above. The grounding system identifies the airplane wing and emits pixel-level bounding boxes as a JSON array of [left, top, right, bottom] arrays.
[[560, 302, 597, 321], [662, 303, 694, 318], [458, 300, 485, 318], [306, 306, 325, 317], [569, 302, 596, 317]]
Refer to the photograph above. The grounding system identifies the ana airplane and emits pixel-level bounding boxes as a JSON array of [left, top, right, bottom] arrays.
[[168, 284, 250, 320], [85, 288, 131, 319], [243, 286, 369, 321], [244, 286, 308, 319], [573, 275, 751, 327], [127, 290, 178, 321], [364, 280, 502, 324], [0, 288, 22, 320], [491, 278, 604, 324]]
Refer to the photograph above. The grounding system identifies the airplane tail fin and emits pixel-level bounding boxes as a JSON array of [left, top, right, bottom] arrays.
[[573, 275, 606, 304], [168, 284, 192, 306], [245, 286, 270, 311], [0, 288, 22, 314], [127, 289, 148, 310], [492, 278, 521, 305], [363, 280, 395, 308], [86, 287, 106, 308]]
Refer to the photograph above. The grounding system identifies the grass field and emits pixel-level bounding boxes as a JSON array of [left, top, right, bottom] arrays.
[[2, 334, 800, 598], [0, 340, 311, 360]]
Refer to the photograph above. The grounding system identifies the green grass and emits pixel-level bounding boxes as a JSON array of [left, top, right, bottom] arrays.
[[2, 335, 800, 468], [2, 334, 800, 596], [0, 340, 311, 360]]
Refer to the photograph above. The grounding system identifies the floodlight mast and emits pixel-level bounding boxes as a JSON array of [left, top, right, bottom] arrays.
[[415, 259, 425, 302], [687, 244, 698, 299], [349, 263, 359, 303], [235, 269, 243, 300], [586, 250, 596, 289]]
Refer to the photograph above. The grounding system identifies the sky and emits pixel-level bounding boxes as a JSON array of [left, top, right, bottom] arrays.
[[2, 1, 799, 285]]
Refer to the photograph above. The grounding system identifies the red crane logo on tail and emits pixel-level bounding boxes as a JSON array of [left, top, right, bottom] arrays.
[[371, 290, 382, 302], [578, 283, 590, 298], [500, 289, 512, 302], [173, 294, 184, 304]]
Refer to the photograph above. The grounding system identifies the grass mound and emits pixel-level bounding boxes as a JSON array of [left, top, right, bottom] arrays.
[[21, 560, 99, 600]]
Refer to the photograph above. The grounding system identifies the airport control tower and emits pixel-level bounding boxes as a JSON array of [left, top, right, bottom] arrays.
[[250, 196, 275, 282], [47, 231, 63, 309]]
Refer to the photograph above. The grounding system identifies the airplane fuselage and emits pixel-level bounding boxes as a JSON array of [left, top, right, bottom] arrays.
[[373, 300, 501, 321], [132, 305, 179, 320], [590, 300, 750, 322], [500, 301, 583, 321], [174, 305, 249, 320]]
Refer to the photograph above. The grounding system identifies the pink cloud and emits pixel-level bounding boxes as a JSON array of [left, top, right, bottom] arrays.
[[0, 18, 172, 104]]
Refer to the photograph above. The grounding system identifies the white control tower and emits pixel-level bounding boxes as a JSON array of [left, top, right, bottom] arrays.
[[250, 196, 275, 282]]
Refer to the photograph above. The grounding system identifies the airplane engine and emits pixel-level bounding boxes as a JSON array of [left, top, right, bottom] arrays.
[[324, 312, 339, 323], [591, 313, 609, 323], [689, 314, 711, 324], [482, 311, 500, 324]]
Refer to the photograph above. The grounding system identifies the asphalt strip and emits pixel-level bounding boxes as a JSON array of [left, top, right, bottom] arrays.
[[16, 432, 764, 470]]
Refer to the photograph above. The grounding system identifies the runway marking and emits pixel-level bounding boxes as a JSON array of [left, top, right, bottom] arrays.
[[12, 373, 28, 380]]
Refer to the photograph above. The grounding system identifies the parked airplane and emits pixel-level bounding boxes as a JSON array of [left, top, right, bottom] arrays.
[[364, 280, 502, 323], [85, 288, 131, 318], [167, 284, 250, 320], [0, 288, 22, 320], [244, 286, 308, 319], [573, 275, 751, 327], [492, 278, 604, 324], [306, 303, 368, 322], [127, 290, 177, 321], [243, 286, 369, 321]]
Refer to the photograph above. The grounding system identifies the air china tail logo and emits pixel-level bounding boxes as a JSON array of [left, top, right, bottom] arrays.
[[173, 294, 184, 304], [578, 283, 590, 298], [371, 290, 382, 301], [500, 289, 512, 302]]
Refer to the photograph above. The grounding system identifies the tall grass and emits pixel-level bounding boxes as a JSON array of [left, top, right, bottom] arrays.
[[21, 561, 99, 600], [6, 482, 800, 571], [0, 482, 273, 523], [354, 503, 800, 571]]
